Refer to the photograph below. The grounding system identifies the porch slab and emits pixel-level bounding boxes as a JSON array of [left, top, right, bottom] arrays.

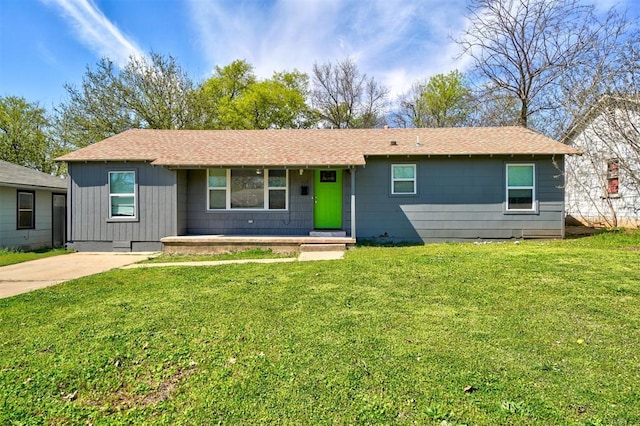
[[160, 235, 356, 254]]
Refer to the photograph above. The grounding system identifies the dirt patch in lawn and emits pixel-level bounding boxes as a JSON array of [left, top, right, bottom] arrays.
[[80, 367, 196, 411]]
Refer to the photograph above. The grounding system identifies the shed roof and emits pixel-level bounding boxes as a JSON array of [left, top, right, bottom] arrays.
[[0, 160, 67, 190], [57, 127, 580, 167]]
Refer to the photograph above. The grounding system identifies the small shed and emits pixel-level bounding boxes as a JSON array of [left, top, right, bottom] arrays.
[[0, 160, 67, 250]]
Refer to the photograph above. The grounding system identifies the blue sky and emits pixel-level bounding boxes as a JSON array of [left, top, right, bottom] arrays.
[[1, 0, 638, 112]]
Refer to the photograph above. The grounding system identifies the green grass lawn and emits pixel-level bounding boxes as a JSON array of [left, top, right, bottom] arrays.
[[1, 232, 639, 424], [0, 247, 70, 267]]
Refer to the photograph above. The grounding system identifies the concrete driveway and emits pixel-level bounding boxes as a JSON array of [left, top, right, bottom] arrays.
[[0, 252, 154, 299]]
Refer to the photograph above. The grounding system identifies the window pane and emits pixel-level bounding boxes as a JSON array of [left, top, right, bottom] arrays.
[[231, 169, 264, 209], [208, 169, 227, 188], [393, 165, 415, 179], [508, 165, 533, 186], [394, 181, 415, 194], [110, 172, 135, 194], [111, 196, 135, 216], [18, 192, 33, 209], [209, 190, 226, 209], [269, 189, 286, 209], [268, 170, 286, 187], [18, 211, 33, 228], [508, 189, 533, 209], [320, 171, 336, 182]]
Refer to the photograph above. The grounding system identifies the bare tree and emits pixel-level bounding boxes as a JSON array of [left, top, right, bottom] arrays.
[[390, 81, 429, 128], [55, 53, 197, 149], [311, 58, 389, 128], [551, 10, 640, 138], [458, 0, 634, 134], [468, 83, 521, 127]]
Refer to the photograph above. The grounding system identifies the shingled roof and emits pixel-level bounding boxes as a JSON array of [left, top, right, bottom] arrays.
[[57, 127, 581, 167], [0, 160, 67, 190]]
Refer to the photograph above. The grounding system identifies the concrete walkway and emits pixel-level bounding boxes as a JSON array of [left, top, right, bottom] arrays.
[[123, 249, 344, 269], [0, 250, 344, 299], [0, 252, 154, 298]]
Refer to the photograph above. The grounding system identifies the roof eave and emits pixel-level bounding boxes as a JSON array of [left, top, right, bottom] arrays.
[[0, 182, 68, 191]]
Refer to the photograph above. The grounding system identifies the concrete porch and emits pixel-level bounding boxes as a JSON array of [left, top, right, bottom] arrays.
[[160, 235, 356, 254]]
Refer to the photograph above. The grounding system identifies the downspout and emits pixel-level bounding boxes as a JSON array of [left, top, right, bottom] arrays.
[[351, 167, 356, 240]]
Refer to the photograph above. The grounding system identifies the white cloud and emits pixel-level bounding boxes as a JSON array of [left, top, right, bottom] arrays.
[[186, 0, 471, 97], [41, 0, 144, 66]]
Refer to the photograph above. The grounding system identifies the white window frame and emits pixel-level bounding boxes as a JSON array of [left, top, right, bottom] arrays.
[[391, 164, 417, 195], [108, 171, 137, 220], [207, 169, 289, 211], [505, 163, 536, 212]]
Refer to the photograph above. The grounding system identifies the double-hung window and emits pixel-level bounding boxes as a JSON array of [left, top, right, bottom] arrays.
[[17, 191, 35, 229], [506, 164, 535, 211], [391, 164, 416, 194], [606, 159, 619, 196], [208, 169, 288, 210], [109, 171, 136, 218]]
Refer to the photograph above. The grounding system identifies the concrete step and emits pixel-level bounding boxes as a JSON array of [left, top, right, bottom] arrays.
[[309, 230, 347, 237], [299, 243, 346, 252]]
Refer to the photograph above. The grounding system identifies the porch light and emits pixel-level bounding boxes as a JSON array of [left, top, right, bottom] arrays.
[[256, 169, 263, 175], [299, 169, 304, 175]]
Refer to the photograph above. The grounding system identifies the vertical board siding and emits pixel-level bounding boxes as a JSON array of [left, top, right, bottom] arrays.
[[355, 156, 565, 242], [69, 162, 177, 249]]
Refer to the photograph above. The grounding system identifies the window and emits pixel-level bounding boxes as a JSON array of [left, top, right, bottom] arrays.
[[391, 164, 416, 194], [109, 171, 136, 218], [606, 159, 619, 196], [320, 170, 337, 182], [208, 169, 227, 209], [506, 164, 535, 211], [207, 169, 288, 210], [268, 169, 287, 209], [17, 191, 35, 229]]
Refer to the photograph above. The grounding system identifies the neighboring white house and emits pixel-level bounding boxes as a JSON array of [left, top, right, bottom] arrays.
[[0, 160, 68, 250], [563, 95, 640, 227]]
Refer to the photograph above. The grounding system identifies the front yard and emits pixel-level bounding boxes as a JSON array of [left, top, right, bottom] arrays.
[[1, 232, 639, 424]]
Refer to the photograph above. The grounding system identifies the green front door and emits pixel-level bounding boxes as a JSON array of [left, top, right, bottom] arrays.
[[314, 169, 343, 229]]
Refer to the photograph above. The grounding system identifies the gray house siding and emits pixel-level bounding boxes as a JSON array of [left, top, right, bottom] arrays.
[[67, 156, 566, 250], [176, 169, 188, 236], [0, 186, 60, 250], [68, 162, 177, 251], [355, 156, 565, 242], [185, 169, 324, 235]]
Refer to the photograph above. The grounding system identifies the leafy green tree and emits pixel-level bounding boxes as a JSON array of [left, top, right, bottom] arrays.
[[196, 60, 256, 129], [55, 53, 197, 148], [392, 71, 472, 128], [421, 70, 472, 127], [0, 96, 60, 173], [197, 61, 315, 129]]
